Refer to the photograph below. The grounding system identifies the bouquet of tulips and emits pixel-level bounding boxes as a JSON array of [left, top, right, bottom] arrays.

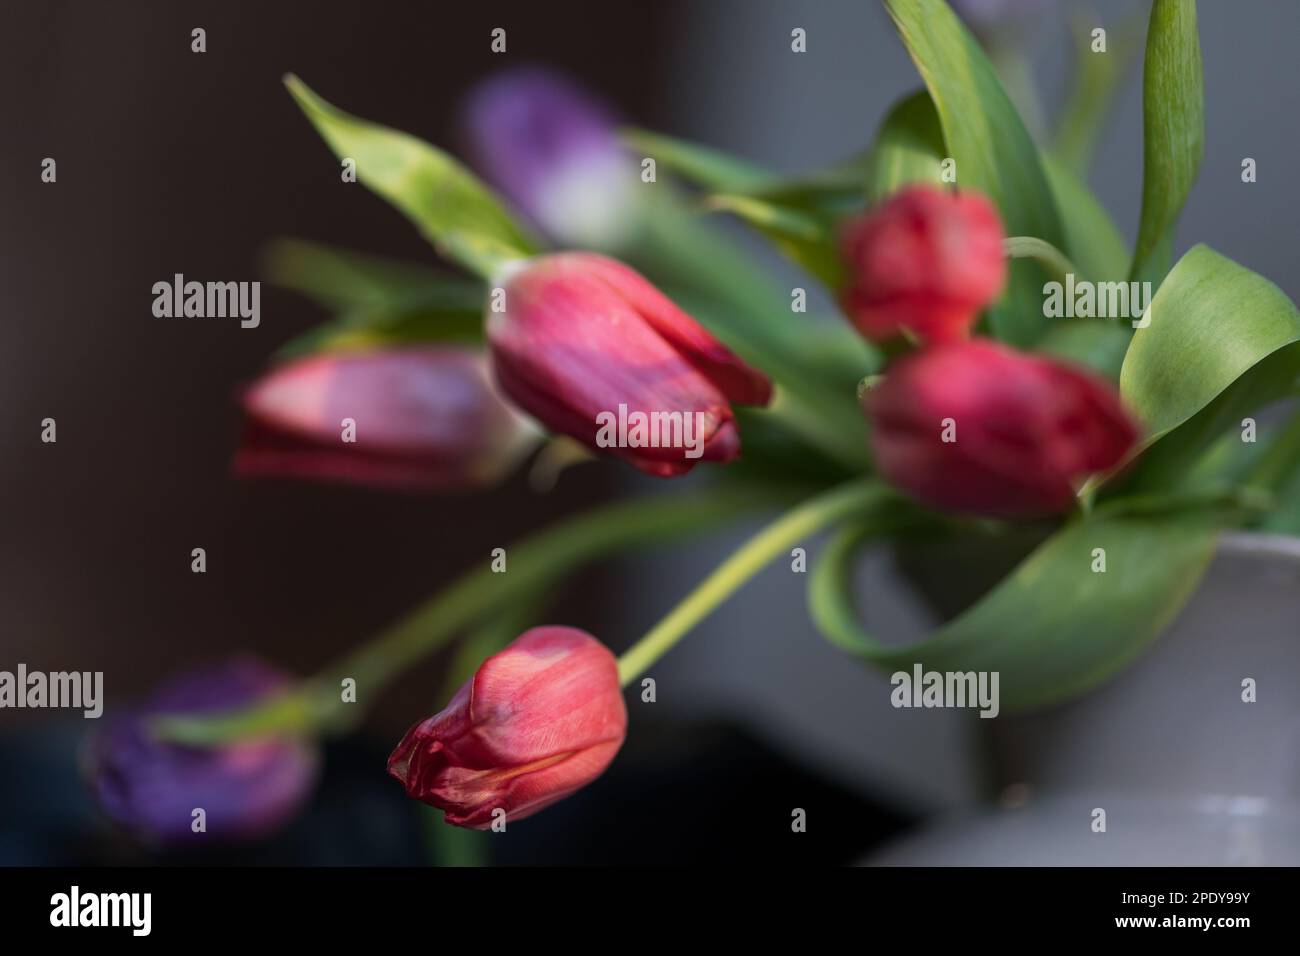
[[86, 0, 1300, 845]]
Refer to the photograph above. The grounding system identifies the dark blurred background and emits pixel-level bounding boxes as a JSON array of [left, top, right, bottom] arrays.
[[2, 0, 1297, 865]]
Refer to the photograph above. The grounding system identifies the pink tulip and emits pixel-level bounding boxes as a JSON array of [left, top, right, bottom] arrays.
[[840, 185, 1007, 345], [486, 252, 772, 477], [234, 347, 535, 491], [864, 340, 1139, 517], [387, 627, 626, 829]]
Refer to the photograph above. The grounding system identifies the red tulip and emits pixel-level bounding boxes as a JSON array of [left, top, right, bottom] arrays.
[[387, 626, 627, 829], [839, 185, 1007, 344], [234, 346, 536, 491], [486, 252, 772, 477], [864, 340, 1139, 517]]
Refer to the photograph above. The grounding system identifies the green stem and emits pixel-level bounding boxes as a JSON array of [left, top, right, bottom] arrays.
[[1004, 236, 1079, 286], [616, 480, 891, 685], [440, 589, 548, 700], [156, 484, 792, 745]]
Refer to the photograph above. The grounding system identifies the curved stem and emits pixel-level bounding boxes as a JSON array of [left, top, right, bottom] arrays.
[[156, 484, 792, 745], [1004, 235, 1079, 285], [616, 480, 891, 685]]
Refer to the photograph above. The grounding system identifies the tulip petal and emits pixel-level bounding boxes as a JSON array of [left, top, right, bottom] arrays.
[[575, 253, 774, 406], [387, 627, 626, 828], [236, 347, 534, 491], [866, 340, 1138, 517], [489, 256, 746, 475]]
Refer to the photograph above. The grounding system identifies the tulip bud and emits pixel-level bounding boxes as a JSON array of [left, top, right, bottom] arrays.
[[84, 658, 318, 847], [461, 66, 637, 250], [388, 627, 626, 829], [487, 252, 772, 477], [234, 346, 536, 491], [839, 185, 1007, 345], [864, 340, 1139, 517]]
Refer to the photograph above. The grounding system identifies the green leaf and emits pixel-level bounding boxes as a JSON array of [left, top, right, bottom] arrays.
[[262, 238, 482, 312], [810, 512, 1220, 712], [284, 75, 536, 278], [705, 193, 843, 287], [884, 0, 1065, 347], [1051, 9, 1144, 177], [1257, 416, 1300, 534], [1120, 245, 1300, 462], [1130, 0, 1204, 284], [623, 129, 869, 288], [1036, 320, 1131, 381], [1261, 481, 1300, 535], [865, 90, 946, 204], [625, 127, 867, 216], [747, 158, 869, 215], [273, 305, 485, 361], [1121, 346, 1300, 498], [1023, 155, 1133, 378], [262, 237, 486, 358], [621, 128, 777, 194], [1041, 156, 1129, 283]]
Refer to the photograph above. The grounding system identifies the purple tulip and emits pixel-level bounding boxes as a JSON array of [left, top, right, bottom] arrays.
[[461, 66, 636, 249], [85, 658, 318, 847]]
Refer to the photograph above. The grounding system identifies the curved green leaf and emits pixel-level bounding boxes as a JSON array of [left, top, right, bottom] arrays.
[[262, 237, 486, 358], [1257, 414, 1300, 534], [274, 305, 485, 361], [1130, 0, 1203, 283], [1042, 156, 1129, 284], [1121, 245, 1300, 443], [262, 238, 482, 312], [624, 128, 866, 216], [705, 193, 843, 287], [285, 75, 535, 278], [865, 90, 946, 203], [884, 0, 1065, 346], [1036, 320, 1131, 381], [622, 128, 776, 194], [810, 512, 1219, 712], [1116, 245, 1300, 495]]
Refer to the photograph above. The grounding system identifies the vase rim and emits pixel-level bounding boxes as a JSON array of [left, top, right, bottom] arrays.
[[1218, 530, 1300, 563]]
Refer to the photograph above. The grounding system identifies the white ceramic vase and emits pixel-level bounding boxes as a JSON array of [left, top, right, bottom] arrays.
[[868, 533, 1300, 866]]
